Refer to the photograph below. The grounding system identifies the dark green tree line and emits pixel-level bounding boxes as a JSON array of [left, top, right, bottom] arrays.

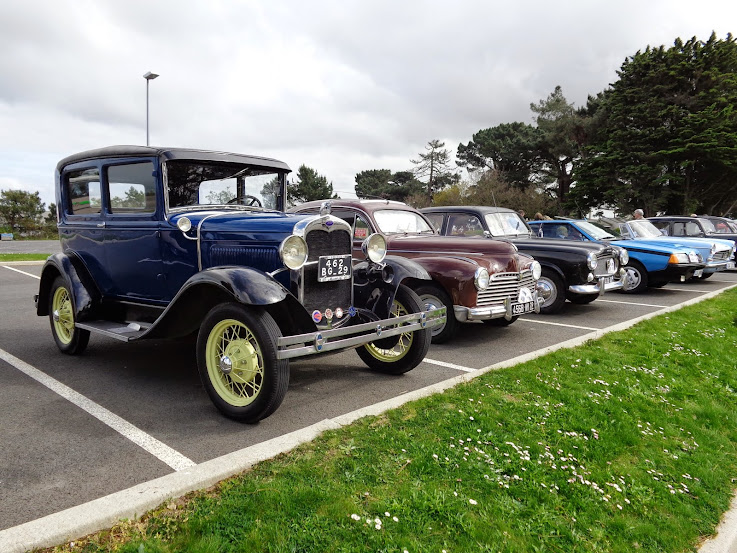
[[288, 165, 337, 206]]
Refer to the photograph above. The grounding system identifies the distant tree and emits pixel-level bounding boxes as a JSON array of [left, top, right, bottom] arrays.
[[205, 187, 234, 205], [289, 165, 337, 205], [354, 169, 424, 201], [0, 189, 45, 234], [461, 170, 557, 217], [261, 176, 280, 208], [573, 33, 737, 215], [410, 139, 459, 202]]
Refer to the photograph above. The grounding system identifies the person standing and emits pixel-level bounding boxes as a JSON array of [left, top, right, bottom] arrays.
[[633, 209, 644, 219]]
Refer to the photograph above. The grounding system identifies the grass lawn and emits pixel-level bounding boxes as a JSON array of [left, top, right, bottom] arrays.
[[0, 253, 49, 262], [45, 289, 737, 553]]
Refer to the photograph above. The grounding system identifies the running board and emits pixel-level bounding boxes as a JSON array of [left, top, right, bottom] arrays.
[[75, 321, 150, 342]]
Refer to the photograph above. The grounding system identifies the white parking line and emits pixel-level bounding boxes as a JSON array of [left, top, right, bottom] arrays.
[[518, 318, 599, 331], [0, 347, 196, 472], [2, 266, 40, 280], [662, 287, 709, 293], [423, 358, 475, 372], [597, 299, 669, 308]]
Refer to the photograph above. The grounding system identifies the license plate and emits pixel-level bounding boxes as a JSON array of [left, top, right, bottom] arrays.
[[512, 301, 534, 315], [727, 261, 735, 270], [600, 275, 613, 285], [693, 269, 704, 277], [318, 254, 352, 282]]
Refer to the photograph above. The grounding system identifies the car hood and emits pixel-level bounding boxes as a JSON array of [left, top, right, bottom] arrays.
[[168, 209, 309, 239], [386, 234, 517, 256], [608, 238, 693, 255], [644, 235, 733, 253], [507, 236, 607, 255]]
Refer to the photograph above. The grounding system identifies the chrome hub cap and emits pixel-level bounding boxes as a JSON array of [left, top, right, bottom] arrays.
[[53, 309, 61, 322], [219, 355, 233, 375]]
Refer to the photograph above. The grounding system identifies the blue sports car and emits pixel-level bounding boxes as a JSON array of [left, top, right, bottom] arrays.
[[528, 219, 714, 293]]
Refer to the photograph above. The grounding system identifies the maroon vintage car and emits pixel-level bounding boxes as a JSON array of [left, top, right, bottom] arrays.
[[290, 200, 542, 343]]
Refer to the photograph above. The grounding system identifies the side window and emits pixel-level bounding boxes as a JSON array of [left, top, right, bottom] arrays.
[[107, 162, 156, 213], [651, 221, 670, 235], [354, 214, 371, 240], [448, 214, 483, 236], [554, 224, 570, 239], [66, 168, 101, 215], [685, 221, 702, 236], [671, 222, 686, 236], [424, 213, 444, 233]]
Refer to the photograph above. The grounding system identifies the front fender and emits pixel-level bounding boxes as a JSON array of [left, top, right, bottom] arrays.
[[36, 252, 101, 320], [352, 255, 431, 320], [143, 266, 315, 339]]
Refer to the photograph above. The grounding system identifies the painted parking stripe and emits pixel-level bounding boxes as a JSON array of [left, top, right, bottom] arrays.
[[596, 299, 669, 308], [423, 358, 475, 372], [2, 266, 40, 280], [0, 347, 196, 472], [662, 287, 710, 293], [519, 318, 599, 331]]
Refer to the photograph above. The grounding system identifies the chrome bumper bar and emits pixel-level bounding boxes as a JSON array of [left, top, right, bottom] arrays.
[[277, 307, 446, 360], [453, 291, 542, 322]]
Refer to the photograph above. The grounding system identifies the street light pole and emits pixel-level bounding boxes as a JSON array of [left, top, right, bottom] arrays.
[[143, 71, 159, 146]]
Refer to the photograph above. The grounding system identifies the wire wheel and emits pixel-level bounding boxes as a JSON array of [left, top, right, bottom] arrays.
[[205, 318, 264, 407], [364, 300, 414, 362], [52, 286, 74, 345]]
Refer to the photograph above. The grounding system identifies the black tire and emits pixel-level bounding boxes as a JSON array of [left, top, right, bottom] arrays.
[[649, 280, 669, 288], [48, 276, 90, 355], [567, 292, 598, 305], [414, 284, 457, 344], [356, 285, 431, 375], [621, 260, 648, 293], [699, 272, 714, 280], [196, 303, 289, 423], [482, 316, 519, 327], [537, 268, 566, 314]]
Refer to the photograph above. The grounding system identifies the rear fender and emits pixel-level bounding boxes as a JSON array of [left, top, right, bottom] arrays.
[[36, 253, 101, 319]]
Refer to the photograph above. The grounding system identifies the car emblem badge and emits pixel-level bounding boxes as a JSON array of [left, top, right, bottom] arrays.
[[325, 308, 333, 320], [335, 307, 344, 319], [324, 220, 333, 227], [348, 306, 357, 317], [312, 310, 322, 323]]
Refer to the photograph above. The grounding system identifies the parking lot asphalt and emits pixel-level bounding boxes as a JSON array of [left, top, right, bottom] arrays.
[[1, 260, 736, 552]]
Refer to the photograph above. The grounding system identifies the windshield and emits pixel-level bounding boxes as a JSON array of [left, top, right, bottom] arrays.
[[373, 209, 435, 234], [484, 213, 530, 237], [165, 161, 284, 211], [576, 221, 615, 239], [713, 219, 737, 233], [625, 220, 666, 239], [698, 218, 717, 233]]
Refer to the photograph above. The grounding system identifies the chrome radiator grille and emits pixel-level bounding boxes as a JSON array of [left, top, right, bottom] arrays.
[[594, 254, 617, 277], [476, 270, 536, 307], [713, 250, 732, 261], [302, 228, 352, 314]]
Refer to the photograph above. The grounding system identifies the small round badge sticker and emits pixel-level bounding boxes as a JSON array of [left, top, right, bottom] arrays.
[[312, 310, 322, 323]]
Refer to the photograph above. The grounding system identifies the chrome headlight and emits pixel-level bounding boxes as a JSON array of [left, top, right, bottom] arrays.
[[587, 252, 598, 270], [618, 248, 629, 265], [279, 235, 308, 270], [177, 217, 192, 233], [531, 260, 542, 281], [688, 251, 700, 263], [474, 267, 490, 290], [362, 233, 387, 263]]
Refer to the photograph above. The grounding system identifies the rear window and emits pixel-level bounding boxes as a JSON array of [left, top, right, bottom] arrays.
[[66, 168, 101, 215]]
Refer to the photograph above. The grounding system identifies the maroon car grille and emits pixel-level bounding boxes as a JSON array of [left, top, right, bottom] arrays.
[[476, 270, 536, 307]]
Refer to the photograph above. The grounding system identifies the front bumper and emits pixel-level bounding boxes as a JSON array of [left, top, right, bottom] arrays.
[[704, 260, 732, 274], [276, 306, 446, 360], [567, 273, 624, 296], [453, 290, 543, 322], [656, 262, 705, 282]]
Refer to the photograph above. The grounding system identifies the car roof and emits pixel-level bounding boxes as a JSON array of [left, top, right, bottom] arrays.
[[294, 198, 416, 214], [421, 205, 516, 215], [56, 145, 291, 173]]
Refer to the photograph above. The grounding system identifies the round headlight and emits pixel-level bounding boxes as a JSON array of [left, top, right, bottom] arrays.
[[177, 217, 192, 233], [362, 233, 387, 263], [531, 260, 542, 281], [279, 235, 308, 270], [474, 267, 490, 290], [587, 252, 598, 270], [618, 248, 629, 265]]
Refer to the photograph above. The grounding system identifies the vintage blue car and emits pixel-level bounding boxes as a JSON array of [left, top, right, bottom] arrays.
[[35, 146, 445, 422], [527, 219, 709, 293]]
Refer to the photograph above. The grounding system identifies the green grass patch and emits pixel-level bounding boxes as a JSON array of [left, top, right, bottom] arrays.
[[45, 289, 737, 553], [0, 253, 49, 262]]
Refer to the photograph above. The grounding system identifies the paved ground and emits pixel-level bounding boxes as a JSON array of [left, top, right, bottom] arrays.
[[1, 259, 736, 551], [0, 239, 60, 254]]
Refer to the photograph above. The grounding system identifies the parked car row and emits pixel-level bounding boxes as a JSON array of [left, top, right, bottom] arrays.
[[36, 145, 735, 423]]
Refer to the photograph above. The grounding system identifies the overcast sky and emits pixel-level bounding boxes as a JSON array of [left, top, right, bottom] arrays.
[[1, 0, 735, 207]]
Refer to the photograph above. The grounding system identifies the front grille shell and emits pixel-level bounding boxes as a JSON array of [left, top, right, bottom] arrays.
[[476, 269, 536, 307]]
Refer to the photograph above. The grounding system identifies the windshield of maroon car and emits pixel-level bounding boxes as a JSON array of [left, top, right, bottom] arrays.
[[575, 221, 615, 239], [373, 209, 435, 234], [484, 213, 529, 237], [165, 161, 282, 210]]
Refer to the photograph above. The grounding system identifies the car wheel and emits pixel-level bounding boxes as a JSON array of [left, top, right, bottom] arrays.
[[698, 272, 714, 280], [48, 276, 90, 355], [621, 260, 648, 293], [649, 280, 668, 288], [566, 292, 598, 305], [196, 303, 289, 423], [356, 285, 431, 375], [537, 268, 566, 314], [482, 316, 519, 327], [414, 284, 457, 344]]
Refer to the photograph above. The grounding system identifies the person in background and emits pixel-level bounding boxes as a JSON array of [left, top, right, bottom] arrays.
[[633, 209, 644, 219], [534, 212, 545, 220], [518, 209, 526, 220]]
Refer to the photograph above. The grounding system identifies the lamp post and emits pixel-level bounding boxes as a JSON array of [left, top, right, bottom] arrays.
[[143, 71, 159, 146]]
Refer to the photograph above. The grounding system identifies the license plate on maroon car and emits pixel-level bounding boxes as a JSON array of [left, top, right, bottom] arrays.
[[318, 254, 352, 282], [512, 301, 534, 315]]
